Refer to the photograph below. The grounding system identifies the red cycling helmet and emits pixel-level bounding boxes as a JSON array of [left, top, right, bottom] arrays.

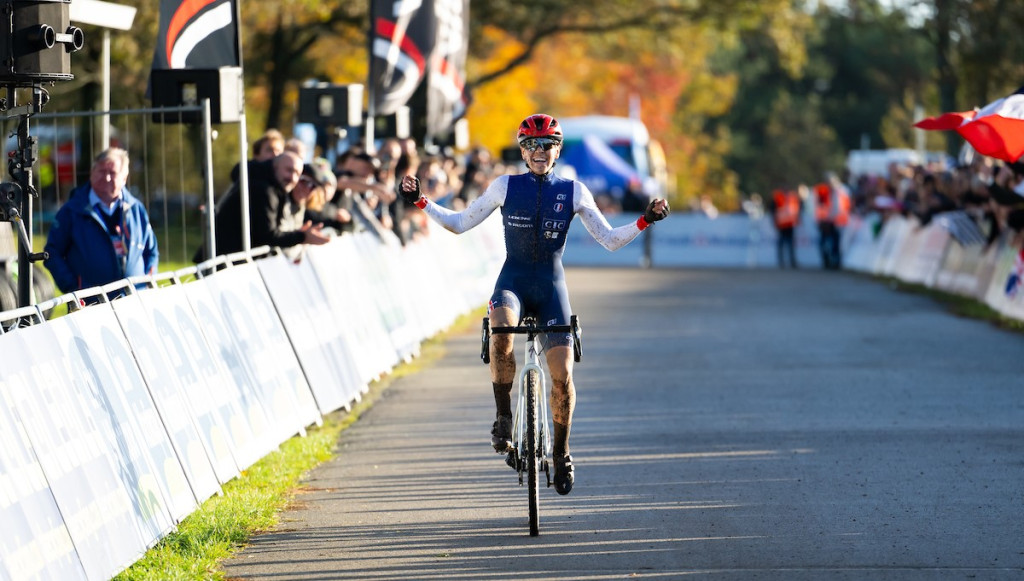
[[517, 114, 563, 144]]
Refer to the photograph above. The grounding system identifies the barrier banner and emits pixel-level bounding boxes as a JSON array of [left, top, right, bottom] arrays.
[[401, 240, 462, 337], [561, 213, 825, 269], [182, 279, 278, 466], [874, 216, 911, 275], [897, 223, 950, 286], [423, 215, 500, 306], [293, 256, 366, 402], [985, 242, 1024, 319], [307, 240, 397, 384], [352, 234, 421, 362], [258, 254, 357, 414], [200, 263, 321, 439], [112, 293, 222, 503], [0, 367, 87, 581], [4, 316, 158, 580], [138, 284, 267, 476], [61, 304, 184, 535]]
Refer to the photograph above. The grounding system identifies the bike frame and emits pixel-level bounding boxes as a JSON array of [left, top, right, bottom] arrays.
[[512, 328, 552, 482], [482, 315, 581, 536]]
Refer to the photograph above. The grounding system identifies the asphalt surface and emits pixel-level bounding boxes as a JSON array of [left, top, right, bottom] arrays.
[[222, 267, 1024, 580]]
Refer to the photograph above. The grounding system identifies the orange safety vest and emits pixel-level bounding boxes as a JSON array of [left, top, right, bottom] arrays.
[[814, 183, 851, 226], [773, 189, 800, 229]]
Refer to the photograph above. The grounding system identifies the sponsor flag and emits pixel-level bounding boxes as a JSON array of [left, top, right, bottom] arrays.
[[426, 0, 471, 139], [914, 87, 1024, 163], [369, 0, 435, 117], [151, 0, 239, 70], [932, 210, 987, 246]]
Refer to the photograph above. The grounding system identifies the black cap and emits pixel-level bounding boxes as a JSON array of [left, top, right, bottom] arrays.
[[302, 164, 326, 187]]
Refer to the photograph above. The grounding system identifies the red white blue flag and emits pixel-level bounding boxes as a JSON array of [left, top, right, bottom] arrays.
[[915, 87, 1024, 163]]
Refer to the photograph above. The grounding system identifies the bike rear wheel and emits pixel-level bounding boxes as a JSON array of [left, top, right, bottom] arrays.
[[526, 369, 540, 536]]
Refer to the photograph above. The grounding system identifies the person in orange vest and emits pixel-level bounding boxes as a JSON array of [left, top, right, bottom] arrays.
[[814, 175, 851, 269], [771, 188, 802, 268]]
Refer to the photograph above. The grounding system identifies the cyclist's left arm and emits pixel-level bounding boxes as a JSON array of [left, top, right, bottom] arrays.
[[574, 182, 643, 251]]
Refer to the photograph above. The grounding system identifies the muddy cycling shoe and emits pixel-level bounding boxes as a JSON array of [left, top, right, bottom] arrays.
[[490, 415, 513, 453], [552, 454, 574, 495]]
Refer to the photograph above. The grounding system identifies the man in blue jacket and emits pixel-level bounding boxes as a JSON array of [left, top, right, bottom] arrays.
[[44, 147, 159, 294]]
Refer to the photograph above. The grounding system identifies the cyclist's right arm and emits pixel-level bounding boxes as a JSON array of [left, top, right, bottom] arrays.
[[419, 175, 508, 234]]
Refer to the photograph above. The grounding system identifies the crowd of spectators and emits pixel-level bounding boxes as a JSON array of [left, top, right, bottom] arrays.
[[844, 156, 1024, 247], [199, 129, 520, 261]]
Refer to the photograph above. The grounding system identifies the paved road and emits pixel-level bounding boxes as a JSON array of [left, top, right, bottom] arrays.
[[222, 268, 1024, 580]]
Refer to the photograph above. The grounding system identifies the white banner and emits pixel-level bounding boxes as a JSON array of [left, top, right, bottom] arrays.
[[4, 316, 158, 580], [562, 213, 826, 269], [258, 254, 359, 414], [138, 285, 255, 481], [112, 292, 223, 503], [306, 239, 398, 384], [181, 279, 279, 467], [0, 365, 86, 581], [200, 263, 321, 440]]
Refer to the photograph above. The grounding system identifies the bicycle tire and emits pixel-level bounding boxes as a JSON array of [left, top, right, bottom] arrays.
[[526, 369, 540, 536]]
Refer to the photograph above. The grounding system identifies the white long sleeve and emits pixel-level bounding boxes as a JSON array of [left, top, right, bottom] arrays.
[[421, 175, 507, 233], [573, 182, 642, 251]]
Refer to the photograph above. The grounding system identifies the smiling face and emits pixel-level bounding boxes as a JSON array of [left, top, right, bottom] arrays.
[[520, 137, 561, 175], [273, 152, 304, 193], [90, 158, 128, 205]]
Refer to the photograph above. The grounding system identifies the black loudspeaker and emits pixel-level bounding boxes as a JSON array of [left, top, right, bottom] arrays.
[[297, 84, 363, 127], [150, 67, 243, 124], [369, 106, 410, 139], [0, 0, 84, 82]]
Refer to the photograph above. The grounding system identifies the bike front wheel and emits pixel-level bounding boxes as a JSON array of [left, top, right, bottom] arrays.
[[525, 369, 540, 536]]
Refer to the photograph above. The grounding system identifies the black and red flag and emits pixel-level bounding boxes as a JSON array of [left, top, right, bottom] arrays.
[[151, 0, 239, 70], [425, 0, 471, 140], [369, 0, 470, 139], [368, 0, 435, 117]]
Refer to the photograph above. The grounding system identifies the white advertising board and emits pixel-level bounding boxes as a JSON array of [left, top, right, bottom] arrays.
[[5, 316, 157, 580], [200, 263, 320, 440], [111, 292, 221, 506], [0, 343, 87, 581]]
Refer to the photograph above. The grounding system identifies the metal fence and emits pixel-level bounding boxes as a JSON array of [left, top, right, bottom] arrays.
[[0, 102, 236, 309]]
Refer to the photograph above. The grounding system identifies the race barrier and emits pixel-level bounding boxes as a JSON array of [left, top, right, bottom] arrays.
[[562, 212, 825, 269], [0, 217, 502, 581], [841, 211, 1024, 323], [5, 207, 1020, 579]]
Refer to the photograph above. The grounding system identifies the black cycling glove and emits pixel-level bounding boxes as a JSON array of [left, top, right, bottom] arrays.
[[644, 199, 670, 224], [399, 176, 422, 205]]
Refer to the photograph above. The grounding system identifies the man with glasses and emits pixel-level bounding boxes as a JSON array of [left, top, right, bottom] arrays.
[[400, 113, 669, 495]]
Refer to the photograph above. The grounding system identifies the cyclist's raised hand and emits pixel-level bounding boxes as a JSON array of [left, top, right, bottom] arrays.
[[645, 198, 670, 223], [399, 176, 423, 205]]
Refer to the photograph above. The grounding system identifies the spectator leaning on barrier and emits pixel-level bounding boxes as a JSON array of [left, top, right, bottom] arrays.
[[210, 151, 330, 257], [44, 148, 159, 295]]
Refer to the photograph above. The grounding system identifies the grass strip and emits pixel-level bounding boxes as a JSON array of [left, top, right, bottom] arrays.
[[113, 308, 484, 581], [883, 276, 1024, 334]]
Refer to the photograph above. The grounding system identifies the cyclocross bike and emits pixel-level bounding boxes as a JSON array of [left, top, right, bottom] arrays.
[[481, 314, 582, 536]]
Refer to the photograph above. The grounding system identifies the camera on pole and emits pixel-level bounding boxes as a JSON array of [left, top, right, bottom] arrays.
[[1, 0, 84, 83], [0, 0, 84, 315]]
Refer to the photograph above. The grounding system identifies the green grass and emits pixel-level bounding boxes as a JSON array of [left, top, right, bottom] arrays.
[[882, 276, 1024, 334], [112, 309, 484, 581]]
